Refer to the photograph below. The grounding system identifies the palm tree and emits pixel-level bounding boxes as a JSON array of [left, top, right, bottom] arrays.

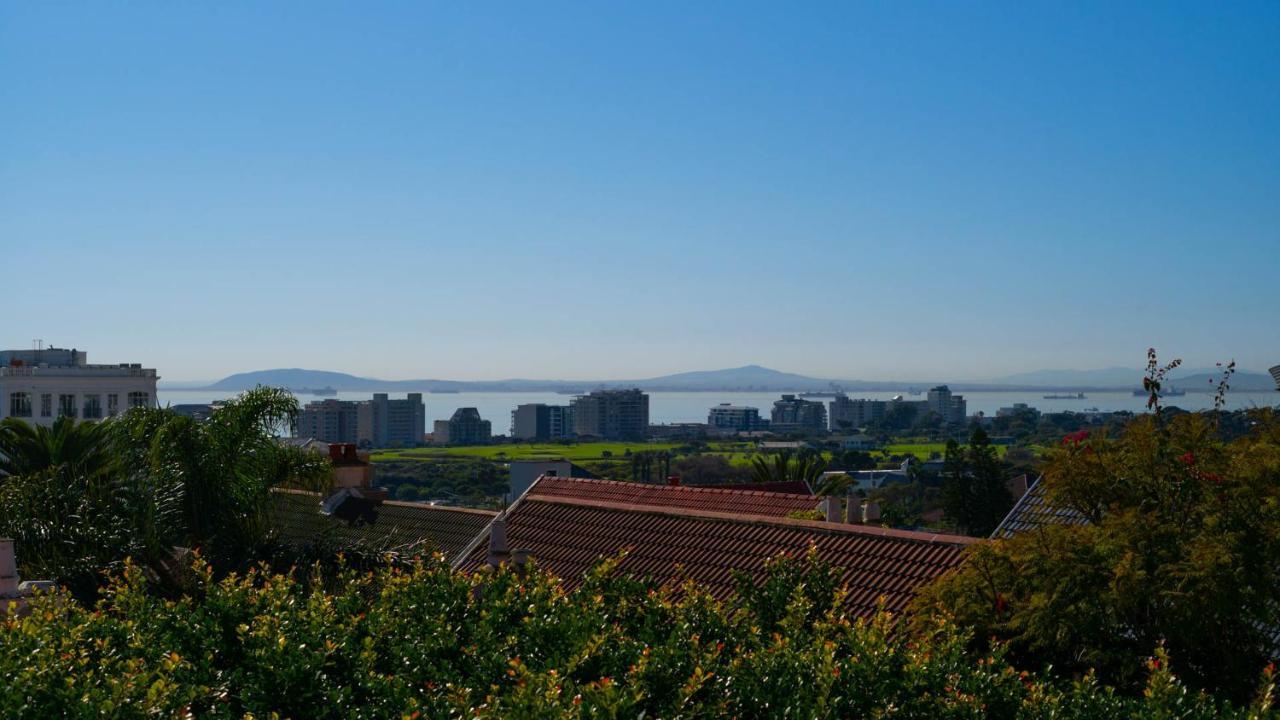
[[0, 387, 330, 597], [0, 415, 114, 480], [750, 450, 826, 492], [111, 386, 330, 568]]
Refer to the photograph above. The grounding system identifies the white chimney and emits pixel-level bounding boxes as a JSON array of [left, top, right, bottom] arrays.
[[0, 539, 17, 596], [862, 502, 882, 524], [487, 518, 510, 567], [822, 496, 841, 523]]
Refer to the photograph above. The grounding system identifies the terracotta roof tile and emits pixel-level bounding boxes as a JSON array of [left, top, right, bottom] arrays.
[[458, 492, 975, 618]]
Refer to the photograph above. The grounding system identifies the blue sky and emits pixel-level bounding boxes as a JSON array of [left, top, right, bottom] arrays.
[[2, 2, 1277, 382]]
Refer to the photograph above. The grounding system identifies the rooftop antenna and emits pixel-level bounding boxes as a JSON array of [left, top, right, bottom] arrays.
[[32, 339, 43, 351]]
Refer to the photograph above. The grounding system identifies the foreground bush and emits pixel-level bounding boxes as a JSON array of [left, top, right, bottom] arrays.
[[2, 553, 1274, 719], [915, 410, 1280, 700]]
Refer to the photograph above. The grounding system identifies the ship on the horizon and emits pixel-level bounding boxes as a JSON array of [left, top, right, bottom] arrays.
[[294, 386, 337, 396], [1043, 392, 1086, 400]]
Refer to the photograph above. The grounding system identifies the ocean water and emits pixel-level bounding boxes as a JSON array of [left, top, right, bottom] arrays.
[[156, 389, 1280, 430]]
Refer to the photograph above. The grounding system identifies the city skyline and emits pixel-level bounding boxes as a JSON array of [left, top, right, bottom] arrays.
[[4, 2, 1278, 381]]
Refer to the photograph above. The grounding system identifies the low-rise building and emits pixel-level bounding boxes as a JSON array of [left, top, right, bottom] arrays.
[[0, 347, 157, 427]]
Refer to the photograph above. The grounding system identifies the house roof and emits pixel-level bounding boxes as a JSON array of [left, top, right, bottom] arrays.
[[990, 476, 1088, 539], [269, 488, 497, 561], [526, 476, 820, 517], [457, 487, 975, 618]]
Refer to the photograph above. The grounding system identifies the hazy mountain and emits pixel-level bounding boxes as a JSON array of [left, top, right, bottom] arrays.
[[206, 365, 879, 392], [207, 368, 384, 391], [203, 364, 1278, 394]]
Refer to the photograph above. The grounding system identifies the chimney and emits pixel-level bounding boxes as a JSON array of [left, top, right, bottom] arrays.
[[822, 496, 841, 523], [487, 518, 510, 567], [666, 474, 681, 487], [512, 548, 532, 572], [0, 539, 18, 596], [862, 501, 882, 525]]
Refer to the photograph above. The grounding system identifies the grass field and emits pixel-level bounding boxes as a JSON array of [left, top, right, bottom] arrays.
[[371, 441, 759, 464], [371, 440, 1012, 466]]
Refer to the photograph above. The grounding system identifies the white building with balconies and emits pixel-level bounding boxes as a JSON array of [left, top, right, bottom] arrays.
[[0, 347, 158, 427]]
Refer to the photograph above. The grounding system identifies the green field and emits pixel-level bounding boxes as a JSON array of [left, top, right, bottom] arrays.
[[371, 440, 1012, 467], [371, 441, 758, 464]]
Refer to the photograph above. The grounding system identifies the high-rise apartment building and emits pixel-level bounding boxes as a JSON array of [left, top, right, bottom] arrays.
[[358, 393, 426, 447], [571, 389, 649, 440], [926, 385, 968, 426], [434, 407, 492, 445], [0, 347, 157, 427], [770, 394, 828, 433], [827, 395, 886, 430], [511, 403, 575, 440], [296, 399, 362, 444], [707, 404, 767, 431], [297, 393, 425, 447]]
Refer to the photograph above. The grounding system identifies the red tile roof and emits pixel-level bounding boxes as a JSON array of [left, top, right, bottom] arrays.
[[526, 476, 820, 517], [702, 480, 813, 495], [458, 492, 976, 618]]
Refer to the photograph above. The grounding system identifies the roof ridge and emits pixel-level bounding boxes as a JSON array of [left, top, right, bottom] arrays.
[[541, 476, 814, 500], [523, 494, 978, 545]]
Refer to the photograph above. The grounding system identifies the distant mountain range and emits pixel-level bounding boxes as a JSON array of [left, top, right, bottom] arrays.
[[194, 363, 1278, 393]]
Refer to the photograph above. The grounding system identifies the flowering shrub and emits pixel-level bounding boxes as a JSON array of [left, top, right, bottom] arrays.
[[2, 551, 1273, 718]]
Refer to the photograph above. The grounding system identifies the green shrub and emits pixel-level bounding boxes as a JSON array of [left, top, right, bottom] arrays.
[[1, 552, 1273, 719]]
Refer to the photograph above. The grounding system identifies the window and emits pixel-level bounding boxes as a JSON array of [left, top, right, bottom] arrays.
[[59, 394, 77, 418], [40, 394, 52, 417], [8, 392, 32, 418], [83, 395, 102, 420], [127, 391, 149, 409], [107, 394, 119, 417]]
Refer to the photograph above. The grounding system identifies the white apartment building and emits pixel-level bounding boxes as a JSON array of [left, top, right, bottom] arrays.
[[0, 347, 158, 427]]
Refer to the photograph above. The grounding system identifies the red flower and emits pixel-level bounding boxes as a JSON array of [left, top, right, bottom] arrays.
[[1179, 452, 1196, 466]]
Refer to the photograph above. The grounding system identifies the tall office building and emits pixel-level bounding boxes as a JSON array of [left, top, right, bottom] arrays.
[[572, 389, 649, 440], [511, 403, 575, 440], [0, 347, 157, 427]]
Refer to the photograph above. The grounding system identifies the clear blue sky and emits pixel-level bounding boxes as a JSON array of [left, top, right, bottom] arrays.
[[3, 2, 1277, 383]]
